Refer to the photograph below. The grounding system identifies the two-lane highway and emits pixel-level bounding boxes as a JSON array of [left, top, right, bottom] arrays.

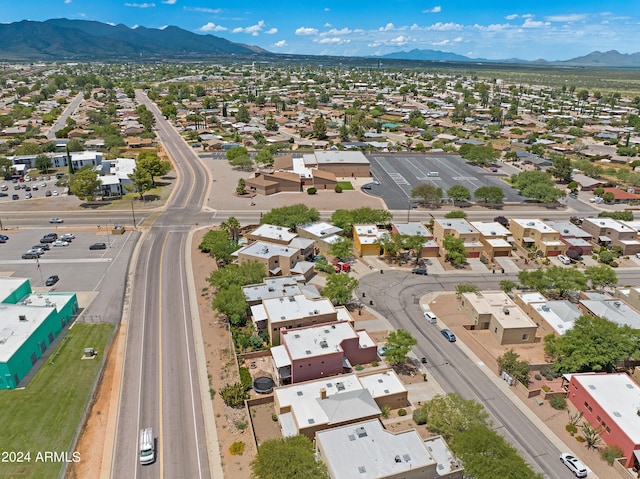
[[111, 91, 213, 479]]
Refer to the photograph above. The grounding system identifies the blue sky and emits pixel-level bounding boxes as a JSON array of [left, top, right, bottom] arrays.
[[3, 1, 640, 60]]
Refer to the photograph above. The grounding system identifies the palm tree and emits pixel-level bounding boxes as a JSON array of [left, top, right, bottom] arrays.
[[220, 216, 241, 243]]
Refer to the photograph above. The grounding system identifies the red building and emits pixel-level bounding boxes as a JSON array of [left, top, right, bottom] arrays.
[[566, 372, 640, 469]]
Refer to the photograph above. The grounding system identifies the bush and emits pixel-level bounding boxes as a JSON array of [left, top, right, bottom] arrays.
[[380, 405, 391, 419], [610, 261, 619, 268], [271, 413, 278, 422], [354, 364, 364, 371], [600, 445, 624, 465], [398, 408, 407, 417], [307, 187, 317, 195], [534, 374, 542, 381], [550, 395, 567, 410], [540, 365, 556, 380], [540, 384, 551, 392], [235, 419, 248, 430], [413, 406, 428, 425], [576, 435, 586, 443], [372, 360, 379, 367], [220, 382, 249, 408], [334, 185, 343, 193], [566, 423, 578, 435], [239, 367, 253, 391], [229, 441, 246, 455]]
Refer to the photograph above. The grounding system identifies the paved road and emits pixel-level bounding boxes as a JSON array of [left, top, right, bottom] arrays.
[[357, 270, 619, 479], [111, 91, 213, 479], [46, 92, 84, 139]]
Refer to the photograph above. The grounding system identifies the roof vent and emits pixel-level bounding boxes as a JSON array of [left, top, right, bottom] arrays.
[[395, 455, 402, 463], [18, 314, 27, 321], [356, 427, 367, 438], [320, 340, 328, 348]]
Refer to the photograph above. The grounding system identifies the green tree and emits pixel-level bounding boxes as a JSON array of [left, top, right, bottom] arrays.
[[375, 232, 405, 262], [254, 148, 274, 167], [220, 382, 249, 407], [384, 329, 417, 366], [543, 266, 587, 298], [220, 216, 241, 242], [127, 166, 153, 200], [261, 204, 320, 232], [251, 435, 327, 479], [208, 261, 266, 290], [14, 142, 42, 155], [404, 234, 426, 262], [199, 229, 239, 265], [236, 178, 247, 195], [0, 157, 13, 177], [329, 208, 392, 234], [499, 280, 518, 294], [544, 315, 639, 373], [235, 104, 250, 123], [455, 283, 479, 298], [69, 167, 101, 200], [584, 265, 617, 289], [446, 185, 471, 202], [137, 153, 171, 185], [66, 139, 84, 152], [328, 236, 354, 261], [35, 154, 52, 173], [496, 349, 530, 384], [548, 155, 573, 182], [444, 210, 467, 219], [602, 191, 615, 203], [474, 186, 505, 203], [226, 146, 253, 170], [212, 285, 248, 327], [321, 274, 359, 305], [312, 116, 327, 140], [416, 393, 490, 442], [412, 184, 442, 205], [458, 143, 500, 165], [443, 235, 467, 266]]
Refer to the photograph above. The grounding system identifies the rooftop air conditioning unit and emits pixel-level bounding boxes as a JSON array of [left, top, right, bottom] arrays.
[[18, 315, 27, 321]]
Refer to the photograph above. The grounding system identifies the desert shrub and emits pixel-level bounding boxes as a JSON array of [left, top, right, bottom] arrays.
[[229, 441, 246, 455], [235, 419, 248, 430], [380, 405, 391, 419], [398, 408, 407, 417], [372, 360, 379, 367], [239, 367, 253, 391], [307, 187, 317, 195], [534, 374, 542, 381], [610, 261, 619, 268], [354, 364, 364, 371], [413, 406, 428, 425], [550, 395, 567, 410], [576, 435, 586, 443], [600, 445, 624, 465], [271, 413, 278, 422], [220, 382, 249, 408], [566, 423, 578, 435], [334, 185, 343, 193], [540, 365, 556, 380]]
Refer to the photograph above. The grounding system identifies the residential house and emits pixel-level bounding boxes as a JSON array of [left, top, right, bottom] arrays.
[[242, 276, 318, 306], [509, 219, 565, 256], [353, 225, 385, 257], [469, 221, 513, 260], [565, 373, 640, 470], [271, 321, 377, 385], [601, 187, 640, 204], [581, 217, 640, 255], [234, 241, 313, 279], [545, 221, 593, 256], [316, 419, 463, 479], [579, 294, 640, 329], [390, 222, 439, 258], [296, 222, 344, 256], [460, 291, 537, 344], [514, 292, 582, 337], [432, 219, 483, 258]]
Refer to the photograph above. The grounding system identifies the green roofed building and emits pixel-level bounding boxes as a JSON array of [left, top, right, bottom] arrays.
[[0, 277, 78, 389]]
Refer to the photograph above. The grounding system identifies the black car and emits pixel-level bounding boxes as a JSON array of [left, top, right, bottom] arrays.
[[0, 234, 8, 241], [45, 275, 59, 286], [0, 192, 7, 197], [411, 268, 428, 275], [40, 236, 56, 243], [12, 194, 19, 200], [34, 243, 50, 250], [22, 251, 41, 259], [89, 242, 107, 250]]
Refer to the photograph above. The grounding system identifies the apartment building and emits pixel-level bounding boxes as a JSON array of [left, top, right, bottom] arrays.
[[581, 217, 640, 255], [432, 219, 482, 258], [509, 219, 565, 256]]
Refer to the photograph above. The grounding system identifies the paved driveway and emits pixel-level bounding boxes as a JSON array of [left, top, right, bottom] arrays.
[[365, 153, 522, 209]]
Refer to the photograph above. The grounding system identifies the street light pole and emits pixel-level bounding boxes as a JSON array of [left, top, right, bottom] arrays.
[[131, 201, 137, 228]]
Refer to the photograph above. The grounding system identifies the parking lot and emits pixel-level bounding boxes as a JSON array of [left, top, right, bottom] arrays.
[[0, 174, 65, 202], [0, 227, 138, 322], [364, 153, 522, 209]]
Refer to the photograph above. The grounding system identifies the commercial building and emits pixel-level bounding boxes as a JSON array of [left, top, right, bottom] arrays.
[[509, 219, 565, 257], [0, 278, 79, 389]]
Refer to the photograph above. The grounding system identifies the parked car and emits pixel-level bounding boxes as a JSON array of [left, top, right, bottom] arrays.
[[22, 251, 41, 259], [12, 194, 18, 200], [36, 243, 50, 250], [0, 184, 7, 191], [557, 254, 571, 265], [423, 311, 437, 324], [52, 190, 59, 196], [53, 240, 69, 247], [89, 242, 107, 250], [441, 328, 456, 342], [0, 192, 7, 197], [32, 185, 38, 191], [49, 217, 64, 223], [61, 233, 75, 241], [560, 453, 587, 478], [45, 190, 52, 197], [40, 182, 46, 187], [24, 193, 32, 199], [45, 275, 59, 286], [30, 246, 45, 255], [0, 234, 9, 241], [362, 184, 372, 190], [411, 268, 428, 275]]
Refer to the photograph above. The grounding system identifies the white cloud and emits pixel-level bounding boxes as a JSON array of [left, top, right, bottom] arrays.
[[427, 22, 463, 31], [162, 0, 176, 4], [184, 7, 221, 13], [379, 23, 396, 31], [432, 39, 450, 46], [266, 28, 277, 34], [505, 14, 518, 20], [64, 0, 72, 4], [422, 6, 442, 13], [231, 20, 266, 36], [522, 14, 535, 19], [324, 7, 330, 12], [273, 40, 287, 47], [198, 22, 227, 32], [545, 14, 587, 22], [295, 26, 318, 36], [124, 2, 155, 8], [323, 27, 352, 36], [315, 37, 350, 44], [522, 18, 549, 28]]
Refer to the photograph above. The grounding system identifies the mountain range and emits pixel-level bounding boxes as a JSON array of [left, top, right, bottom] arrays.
[[1, 19, 639, 68]]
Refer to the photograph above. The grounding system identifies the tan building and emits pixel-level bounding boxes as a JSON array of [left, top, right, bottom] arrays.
[[460, 291, 537, 344], [234, 241, 313, 279], [353, 224, 385, 257], [509, 219, 565, 256], [310, 150, 371, 178], [581, 217, 640, 255], [469, 221, 513, 260], [432, 219, 483, 258], [391, 222, 439, 257]]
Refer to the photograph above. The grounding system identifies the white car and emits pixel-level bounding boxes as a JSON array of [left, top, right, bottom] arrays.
[[52, 190, 59, 196], [557, 254, 571, 265], [423, 311, 438, 324], [53, 240, 69, 247], [560, 453, 587, 477], [49, 217, 63, 223], [61, 233, 75, 241]]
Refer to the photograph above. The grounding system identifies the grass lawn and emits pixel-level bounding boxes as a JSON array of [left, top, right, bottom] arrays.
[[0, 323, 114, 478], [336, 181, 354, 190]]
